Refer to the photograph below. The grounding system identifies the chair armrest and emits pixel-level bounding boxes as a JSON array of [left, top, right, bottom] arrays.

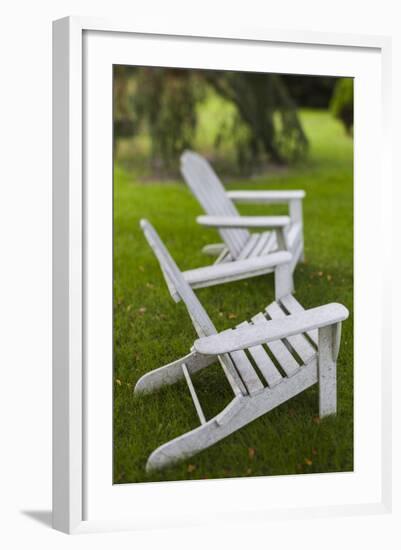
[[194, 303, 349, 355], [183, 251, 292, 289], [227, 190, 305, 204], [197, 215, 290, 229]]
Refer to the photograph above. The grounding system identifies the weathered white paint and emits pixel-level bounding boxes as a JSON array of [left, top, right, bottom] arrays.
[[140, 220, 217, 338], [183, 251, 292, 289], [135, 350, 216, 394], [265, 301, 316, 365], [145, 361, 319, 471], [135, 220, 349, 470], [251, 312, 300, 377], [318, 324, 339, 417], [180, 151, 306, 275], [274, 262, 294, 300], [181, 151, 249, 258], [194, 303, 348, 355], [236, 321, 283, 387], [280, 293, 318, 344]]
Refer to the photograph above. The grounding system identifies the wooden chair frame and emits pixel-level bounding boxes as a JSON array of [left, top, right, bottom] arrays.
[[181, 151, 305, 275], [134, 220, 348, 471]]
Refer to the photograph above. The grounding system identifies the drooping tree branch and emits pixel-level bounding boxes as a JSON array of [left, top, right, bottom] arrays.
[[205, 71, 308, 165], [114, 66, 309, 171]]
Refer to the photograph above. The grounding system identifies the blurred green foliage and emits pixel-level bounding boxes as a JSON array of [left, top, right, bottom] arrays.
[[114, 67, 353, 177], [113, 65, 137, 138], [281, 75, 337, 108], [330, 78, 354, 135], [113, 66, 318, 172], [133, 68, 200, 169], [205, 71, 308, 167]]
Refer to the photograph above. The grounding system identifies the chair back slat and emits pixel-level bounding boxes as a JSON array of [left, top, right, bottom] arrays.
[[180, 151, 249, 258], [140, 219, 217, 337]]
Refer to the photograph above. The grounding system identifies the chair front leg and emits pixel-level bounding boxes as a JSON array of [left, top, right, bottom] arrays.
[[318, 322, 342, 417]]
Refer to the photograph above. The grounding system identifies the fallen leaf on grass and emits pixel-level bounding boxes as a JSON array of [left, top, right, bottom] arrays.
[[248, 447, 256, 460], [115, 379, 122, 386], [313, 416, 321, 425], [304, 458, 313, 466], [312, 448, 318, 455], [228, 313, 237, 320], [138, 307, 147, 314], [154, 313, 168, 321], [187, 464, 196, 473]]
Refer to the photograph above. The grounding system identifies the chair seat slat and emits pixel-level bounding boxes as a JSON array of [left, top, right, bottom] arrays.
[[265, 302, 316, 365], [237, 233, 259, 260], [237, 321, 282, 387], [248, 232, 272, 258], [218, 354, 248, 397], [251, 313, 299, 376], [279, 294, 318, 345], [261, 232, 277, 255], [214, 248, 232, 264], [228, 346, 265, 395]]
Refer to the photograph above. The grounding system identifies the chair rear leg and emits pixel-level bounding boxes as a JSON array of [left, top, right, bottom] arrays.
[[134, 351, 216, 394]]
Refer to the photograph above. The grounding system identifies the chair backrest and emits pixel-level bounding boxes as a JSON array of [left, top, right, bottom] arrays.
[[140, 219, 217, 338], [180, 151, 250, 258]]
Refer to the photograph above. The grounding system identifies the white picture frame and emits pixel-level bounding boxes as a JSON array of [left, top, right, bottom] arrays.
[[52, 16, 392, 534]]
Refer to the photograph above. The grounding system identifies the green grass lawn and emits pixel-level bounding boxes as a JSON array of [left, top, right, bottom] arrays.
[[113, 109, 353, 484]]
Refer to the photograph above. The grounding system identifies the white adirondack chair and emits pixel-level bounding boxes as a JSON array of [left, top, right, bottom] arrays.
[[180, 151, 305, 274], [135, 220, 349, 471]]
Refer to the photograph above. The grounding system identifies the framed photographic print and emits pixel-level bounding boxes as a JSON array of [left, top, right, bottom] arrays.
[[52, 16, 392, 533]]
